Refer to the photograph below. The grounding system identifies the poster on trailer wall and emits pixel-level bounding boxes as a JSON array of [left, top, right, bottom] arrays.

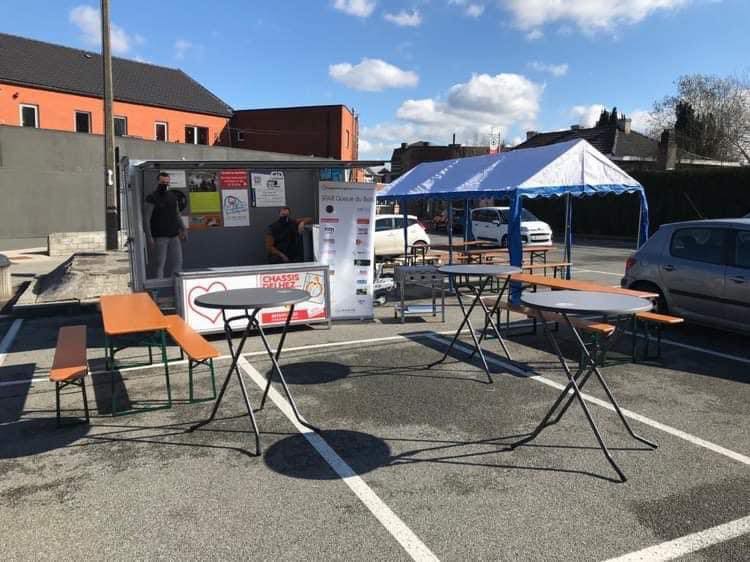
[[318, 181, 376, 320]]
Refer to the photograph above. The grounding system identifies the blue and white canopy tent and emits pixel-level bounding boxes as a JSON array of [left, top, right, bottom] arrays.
[[377, 139, 649, 278]]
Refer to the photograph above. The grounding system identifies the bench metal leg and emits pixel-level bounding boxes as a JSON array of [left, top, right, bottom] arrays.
[[55, 378, 90, 428]]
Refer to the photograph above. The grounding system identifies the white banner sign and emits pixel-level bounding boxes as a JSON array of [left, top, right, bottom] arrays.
[[318, 181, 376, 320], [180, 270, 328, 333], [161, 170, 187, 188], [252, 171, 286, 207]]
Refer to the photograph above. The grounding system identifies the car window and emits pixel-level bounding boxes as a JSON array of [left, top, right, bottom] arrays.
[[394, 217, 405, 229], [375, 218, 392, 232], [499, 210, 510, 223], [670, 228, 727, 265], [521, 209, 540, 222], [735, 230, 750, 268], [408, 218, 418, 227]]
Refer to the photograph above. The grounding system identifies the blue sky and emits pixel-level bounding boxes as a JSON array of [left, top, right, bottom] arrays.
[[3, 1, 749, 159]]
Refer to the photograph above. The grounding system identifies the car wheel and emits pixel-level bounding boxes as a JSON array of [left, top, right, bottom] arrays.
[[632, 282, 668, 313], [500, 235, 508, 248], [412, 240, 428, 247]]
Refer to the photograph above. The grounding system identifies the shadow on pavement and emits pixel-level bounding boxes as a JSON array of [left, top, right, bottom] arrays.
[[0, 418, 89, 459], [264, 361, 351, 385]]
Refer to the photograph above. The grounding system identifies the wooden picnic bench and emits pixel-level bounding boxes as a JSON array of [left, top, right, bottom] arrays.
[[508, 273, 683, 361], [50, 325, 90, 427], [165, 315, 219, 402]]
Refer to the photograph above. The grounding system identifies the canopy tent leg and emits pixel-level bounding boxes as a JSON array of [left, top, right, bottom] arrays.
[[636, 189, 650, 248], [564, 194, 573, 280], [448, 201, 454, 265], [402, 197, 409, 258], [464, 200, 472, 242], [508, 192, 523, 304]]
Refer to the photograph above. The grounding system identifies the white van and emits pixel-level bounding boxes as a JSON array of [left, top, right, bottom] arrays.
[[471, 206, 552, 247]]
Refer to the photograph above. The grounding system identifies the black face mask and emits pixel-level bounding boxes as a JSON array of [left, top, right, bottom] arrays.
[[158, 183, 168, 192], [279, 216, 290, 224]]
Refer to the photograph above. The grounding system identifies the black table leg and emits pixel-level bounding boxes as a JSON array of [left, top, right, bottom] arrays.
[[188, 309, 262, 455], [429, 275, 493, 382], [470, 276, 514, 362], [257, 305, 319, 432], [511, 312, 656, 482]]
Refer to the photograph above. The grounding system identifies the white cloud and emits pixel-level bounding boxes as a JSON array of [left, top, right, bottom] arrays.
[[69, 5, 140, 55], [628, 109, 656, 134], [571, 104, 606, 128], [500, 0, 690, 33], [528, 61, 569, 77], [332, 0, 376, 18], [449, 0, 485, 17], [174, 39, 192, 60], [329, 58, 419, 91], [525, 29, 544, 40], [360, 72, 543, 158], [384, 9, 422, 27]]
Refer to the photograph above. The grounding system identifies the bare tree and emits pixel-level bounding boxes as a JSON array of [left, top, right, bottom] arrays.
[[652, 74, 750, 162]]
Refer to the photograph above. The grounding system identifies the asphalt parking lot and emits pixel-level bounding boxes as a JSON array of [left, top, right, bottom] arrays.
[[1, 241, 748, 561]]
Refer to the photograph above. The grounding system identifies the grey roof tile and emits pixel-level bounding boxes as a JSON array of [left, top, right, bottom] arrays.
[[0, 33, 232, 117]]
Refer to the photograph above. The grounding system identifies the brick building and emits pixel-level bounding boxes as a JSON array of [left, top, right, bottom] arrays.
[[389, 141, 491, 180], [0, 33, 233, 145], [230, 104, 359, 160]]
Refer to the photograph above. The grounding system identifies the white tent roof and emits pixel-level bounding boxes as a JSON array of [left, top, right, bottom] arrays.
[[377, 139, 643, 200]]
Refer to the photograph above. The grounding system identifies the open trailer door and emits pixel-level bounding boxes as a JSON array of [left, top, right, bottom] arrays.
[[121, 157, 146, 292]]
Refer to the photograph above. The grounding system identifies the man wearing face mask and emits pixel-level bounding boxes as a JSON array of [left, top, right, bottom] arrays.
[[144, 172, 186, 278], [265, 206, 312, 264]]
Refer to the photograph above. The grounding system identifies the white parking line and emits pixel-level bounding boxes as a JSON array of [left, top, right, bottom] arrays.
[[425, 334, 750, 467], [237, 357, 439, 562], [0, 319, 23, 367], [603, 514, 750, 562], [575, 268, 624, 277], [626, 331, 750, 366]]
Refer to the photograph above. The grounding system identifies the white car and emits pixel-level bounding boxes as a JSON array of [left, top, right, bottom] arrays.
[[375, 214, 430, 256], [471, 206, 552, 247]]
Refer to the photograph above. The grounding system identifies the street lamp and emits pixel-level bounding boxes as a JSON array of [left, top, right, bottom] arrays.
[[101, 0, 118, 251]]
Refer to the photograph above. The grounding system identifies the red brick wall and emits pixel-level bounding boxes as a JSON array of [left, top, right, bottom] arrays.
[[231, 105, 358, 160], [0, 82, 230, 145]]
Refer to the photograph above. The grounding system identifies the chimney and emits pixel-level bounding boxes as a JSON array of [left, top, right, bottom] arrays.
[[400, 142, 408, 149], [570, 125, 581, 131], [618, 118, 632, 134], [526, 130, 539, 140], [658, 129, 677, 171]]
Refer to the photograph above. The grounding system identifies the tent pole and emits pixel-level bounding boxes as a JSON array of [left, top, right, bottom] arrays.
[[447, 201, 454, 265], [402, 197, 409, 259], [564, 194, 573, 280], [464, 199, 472, 244], [508, 192, 523, 304], [636, 198, 643, 248]]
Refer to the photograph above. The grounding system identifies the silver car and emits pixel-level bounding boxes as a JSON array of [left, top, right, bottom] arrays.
[[621, 218, 750, 333]]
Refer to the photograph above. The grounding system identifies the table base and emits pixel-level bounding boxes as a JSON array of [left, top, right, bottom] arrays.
[[104, 330, 172, 416], [188, 305, 318, 456], [511, 312, 657, 482], [429, 275, 514, 383]]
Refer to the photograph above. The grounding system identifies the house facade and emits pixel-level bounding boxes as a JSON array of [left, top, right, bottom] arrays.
[[0, 33, 233, 145]]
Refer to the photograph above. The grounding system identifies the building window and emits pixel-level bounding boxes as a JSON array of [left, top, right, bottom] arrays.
[[114, 116, 128, 137], [346, 129, 350, 149], [155, 122, 168, 141], [236, 130, 245, 143], [75, 111, 91, 133], [186, 125, 209, 145], [20, 104, 39, 128]]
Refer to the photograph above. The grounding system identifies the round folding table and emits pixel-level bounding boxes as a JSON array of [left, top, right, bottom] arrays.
[[512, 290, 657, 481], [430, 264, 521, 382], [190, 288, 318, 455]]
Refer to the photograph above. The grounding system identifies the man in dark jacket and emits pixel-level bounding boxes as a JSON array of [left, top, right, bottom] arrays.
[[144, 172, 186, 278], [265, 207, 312, 263]]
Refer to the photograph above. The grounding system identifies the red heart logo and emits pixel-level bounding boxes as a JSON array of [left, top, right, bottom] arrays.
[[189, 282, 229, 324]]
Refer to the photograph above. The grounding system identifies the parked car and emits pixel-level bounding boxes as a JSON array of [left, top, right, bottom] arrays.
[[621, 218, 750, 333], [471, 206, 552, 247], [374, 214, 430, 256]]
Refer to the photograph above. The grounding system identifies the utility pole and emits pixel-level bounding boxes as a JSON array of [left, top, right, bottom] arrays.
[[101, 0, 119, 250]]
